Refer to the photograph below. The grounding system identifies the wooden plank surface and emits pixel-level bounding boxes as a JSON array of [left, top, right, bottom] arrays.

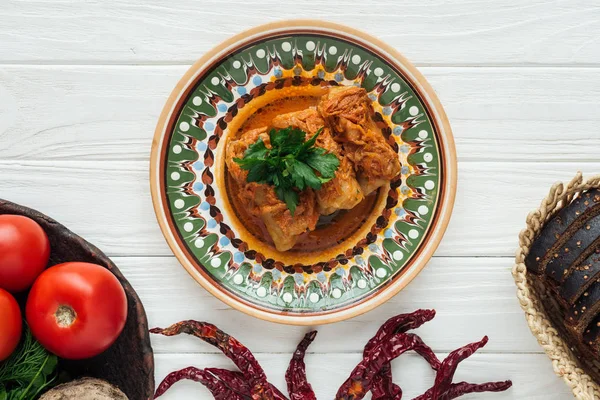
[[2, 1, 598, 398], [121, 256, 536, 354], [1, 66, 600, 162], [1, 0, 599, 66]]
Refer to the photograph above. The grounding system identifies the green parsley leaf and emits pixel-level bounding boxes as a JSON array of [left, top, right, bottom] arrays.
[[276, 185, 299, 216], [297, 127, 323, 155], [303, 150, 340, 181], [246, 162, 270, 183], [270, 127, 305, 155], [233, 156, 263, 171], [233, 125, 340, 215], [289, 159, 322, 190], [244, 137, 269, 159]]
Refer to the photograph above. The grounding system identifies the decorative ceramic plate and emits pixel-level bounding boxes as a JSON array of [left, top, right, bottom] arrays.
[[151, 20, 456, 325]]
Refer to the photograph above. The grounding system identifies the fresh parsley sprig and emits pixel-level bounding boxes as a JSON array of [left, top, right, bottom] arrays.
[[233, 126, 340, 215]]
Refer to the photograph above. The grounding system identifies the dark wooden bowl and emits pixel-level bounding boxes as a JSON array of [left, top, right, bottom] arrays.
[[0, 199, 155, 400]]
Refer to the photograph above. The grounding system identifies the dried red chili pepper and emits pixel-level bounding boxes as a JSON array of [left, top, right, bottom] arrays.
[[205, 368, 250, 395], [430, 336, 489, 399], [445, 381, 513, 398], [412, 380, 513, 400], [150, 321, 275, 400], [153, 311, 511, 400], [154, 366, 245, 400], [366, 310, 438, 399], [268, 384, 290, 400], [367, 310, 437, 347], [206, 368, 289, 400], [286, 331, 317, 400], [411, 336, 511, 400], [370, 370, 402, 400], [337, 332, 440, 400]]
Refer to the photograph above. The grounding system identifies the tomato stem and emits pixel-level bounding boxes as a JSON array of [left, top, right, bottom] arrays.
[[55, 305, 76, 327]]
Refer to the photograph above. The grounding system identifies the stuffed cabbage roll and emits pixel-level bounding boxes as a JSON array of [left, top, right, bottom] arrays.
[[318, 86, 401, 195], [226, 127, 319, 251], [271, 108, 364, 215]]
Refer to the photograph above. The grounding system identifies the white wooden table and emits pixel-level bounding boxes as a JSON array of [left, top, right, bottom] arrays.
[[2, 1, 599, 398]]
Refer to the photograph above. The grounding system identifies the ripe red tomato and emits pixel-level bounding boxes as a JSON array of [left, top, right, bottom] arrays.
[[26, 262, 127, 360], [0, 215, 50, 292], [0, 288, 23, 361]]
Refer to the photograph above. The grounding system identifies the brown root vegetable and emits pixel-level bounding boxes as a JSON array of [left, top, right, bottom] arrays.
[[39, 377, 128, 400]]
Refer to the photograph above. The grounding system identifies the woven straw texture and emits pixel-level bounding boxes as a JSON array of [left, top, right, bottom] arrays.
[[513, 172, 600, 399]]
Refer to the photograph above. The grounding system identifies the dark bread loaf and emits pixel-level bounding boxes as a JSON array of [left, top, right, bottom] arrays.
[[526, 189, 600, 381], [544, 214, 600, 283], [560, 249, 600, 305], [526, 190, 600, 274]]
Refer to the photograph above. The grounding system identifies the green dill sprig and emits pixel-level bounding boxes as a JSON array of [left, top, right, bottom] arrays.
[[0, 326, 58, 400]]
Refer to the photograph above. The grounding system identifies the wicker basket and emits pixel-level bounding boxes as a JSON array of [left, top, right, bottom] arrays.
[[513, 172, 600, 399]]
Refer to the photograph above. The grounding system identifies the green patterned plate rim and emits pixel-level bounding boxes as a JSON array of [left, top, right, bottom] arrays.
[[150, 20, 457, 325]]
